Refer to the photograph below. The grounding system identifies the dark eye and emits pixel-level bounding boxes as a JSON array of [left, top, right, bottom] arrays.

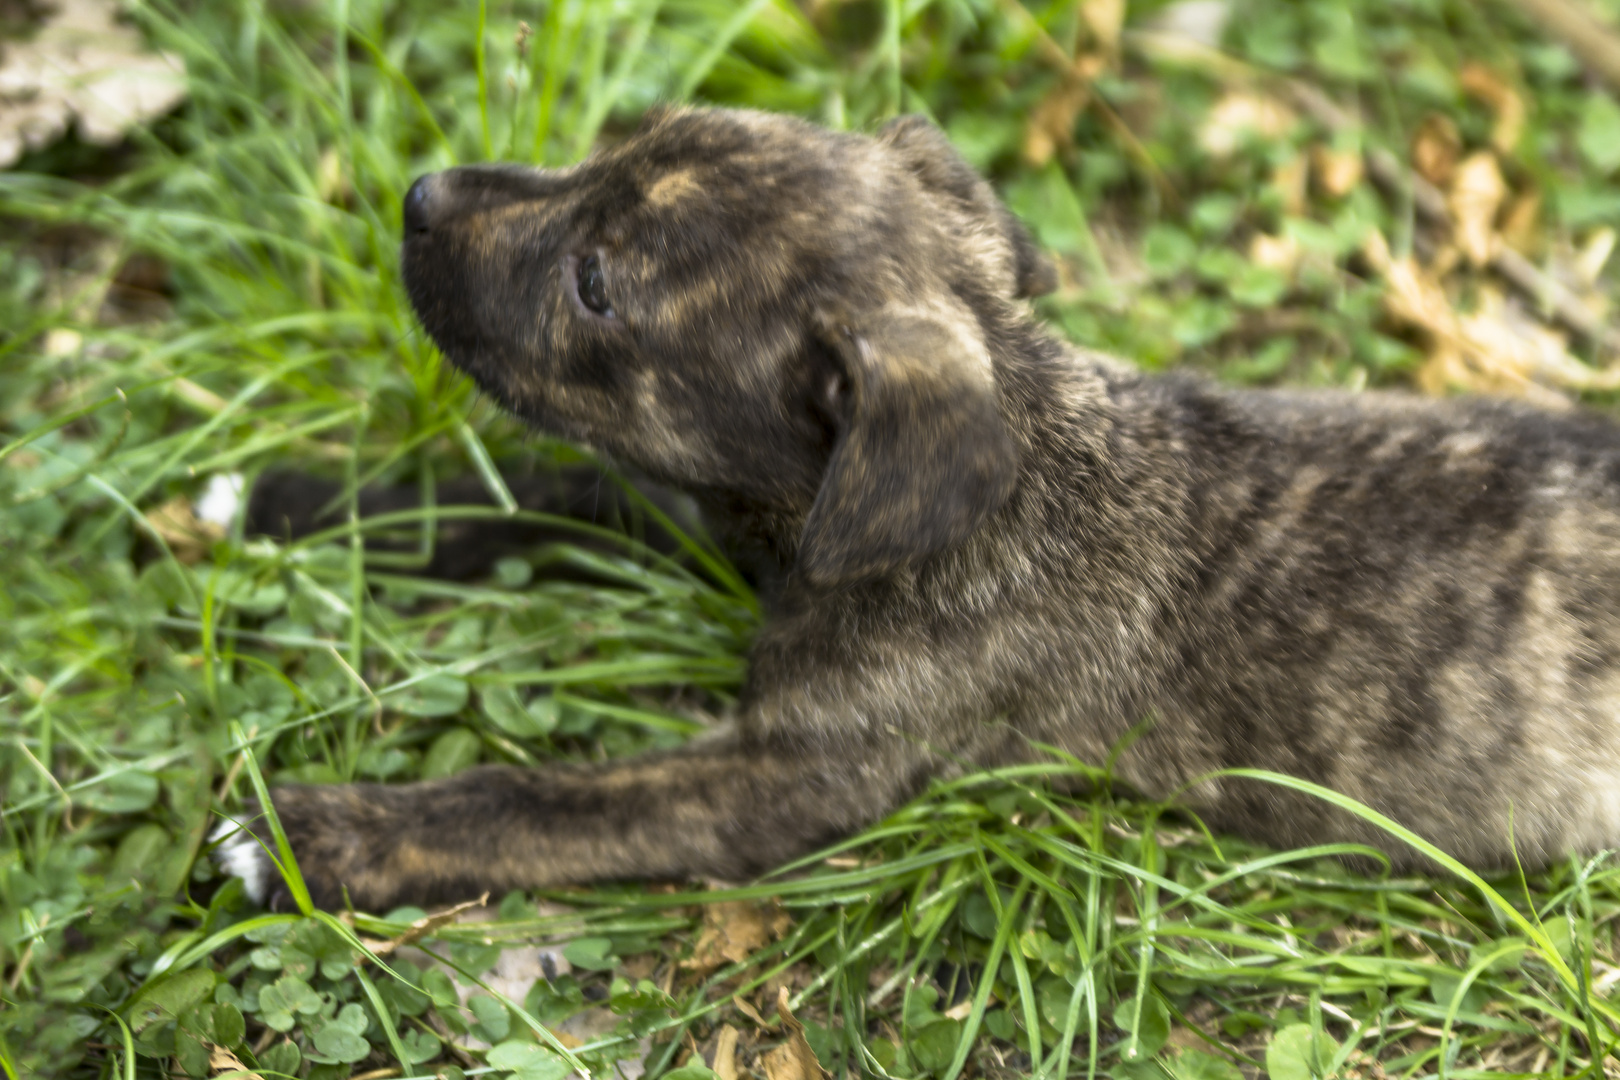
[[577, 254, 614, 317]]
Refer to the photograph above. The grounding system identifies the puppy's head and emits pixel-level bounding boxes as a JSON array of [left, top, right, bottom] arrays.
[[402, 107, 1054, 587]]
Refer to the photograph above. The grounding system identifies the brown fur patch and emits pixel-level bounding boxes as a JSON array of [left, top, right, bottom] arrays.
[[646, 168, 702, 207]]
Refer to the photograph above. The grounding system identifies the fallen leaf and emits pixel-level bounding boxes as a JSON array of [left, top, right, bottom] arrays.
[[1411, 113, 1461, 186], [761, 987, 828, 1080], [1081, 0, 1125, 52], [1459, 62, 1525, 153], [1499, 189, 1542, 253], [1199, 91, 1297, 157], [207, 1043, 264, 1079], [1312, 143, 1364, 198], [682, 900, 791, 974], [944, 996, 990, 1021], [360, 893, 489, 958], [0, 0, 187, 167], [145, 497, 223, 564], [714, 1023, 741, 1080], [1428, 243, 1462, 282], [733, 994, 771, 1029], [1461, 290, 1620, 394], [1576, 227, 1617, 285], [1449, 151, 1506, 266], [1270, 152, 1308, 216], [1022, 54, 1107, 167], [1249, 232, 1300, 273], [1364, 231, 1620, 403]]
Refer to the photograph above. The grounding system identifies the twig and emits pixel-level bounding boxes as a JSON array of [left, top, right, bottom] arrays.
[[6, 939, 34, 992], [1126, 29, 1620, 358], [997, 0, 1180, 207], [1496, 0, 1620, 95], [214, 723, 257, 803], [15, 738, 72, 830], [359, 893, 489, 958], [1326, 126, 1620, 359]]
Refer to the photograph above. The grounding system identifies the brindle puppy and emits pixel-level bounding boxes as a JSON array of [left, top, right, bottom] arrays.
[[220, 106, 1620, 910]]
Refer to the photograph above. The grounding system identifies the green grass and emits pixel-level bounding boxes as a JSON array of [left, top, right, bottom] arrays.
[[6, 0, 1620, 1077]]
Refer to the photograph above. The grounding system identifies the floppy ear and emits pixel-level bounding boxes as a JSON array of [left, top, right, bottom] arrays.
[[797, 304, 1020, 588], [878, 115, 1058, 299]]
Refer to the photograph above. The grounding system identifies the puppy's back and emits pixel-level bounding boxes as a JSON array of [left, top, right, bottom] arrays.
[[1090, 376, 1620, 869]]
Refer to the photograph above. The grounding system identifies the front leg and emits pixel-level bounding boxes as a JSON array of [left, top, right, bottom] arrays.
[[217, 730, 932, 911]]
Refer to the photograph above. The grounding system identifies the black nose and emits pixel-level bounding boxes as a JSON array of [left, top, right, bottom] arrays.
[[403, 174, 435, 235]]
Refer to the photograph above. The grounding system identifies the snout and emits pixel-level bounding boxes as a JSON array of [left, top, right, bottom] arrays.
[[399, 163, 576, 409], [403, 173, 439, 235], [400, 164, 575, 242]]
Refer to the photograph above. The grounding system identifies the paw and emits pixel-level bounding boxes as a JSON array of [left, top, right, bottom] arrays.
[[211, 813, 277, 906], [210, 805, 311, 912], [213, 783, 427, 912]]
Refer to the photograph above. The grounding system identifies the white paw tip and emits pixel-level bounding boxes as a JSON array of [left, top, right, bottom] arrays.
[[211, 817, 268, 904], [194, 472, 244, 530]]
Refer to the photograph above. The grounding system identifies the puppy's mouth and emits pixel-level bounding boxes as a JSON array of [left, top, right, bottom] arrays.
[[401, 240, 512, 389], [422, 333, 598, 446]]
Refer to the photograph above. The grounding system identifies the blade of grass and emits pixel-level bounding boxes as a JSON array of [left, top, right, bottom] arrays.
[[230, 720, 314, 916]]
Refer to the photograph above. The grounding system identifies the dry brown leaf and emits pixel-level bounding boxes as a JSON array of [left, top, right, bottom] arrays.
[[733, 993, 772, 1029], [145, 496, 223, 564], [682, 899, 792, 973], [1364, 231, 1620, 403], [1312, 143, 1364, 198], [359, 893, 488, 958], [1411, 113, 1461, 186], [944, 997, 988, 1021], [1364, 231, 1493, 395], [1449, 151, 1507, 266], [761, 987, 829, 1080], [1249, 232, 1300, 274], [1459, 62, 1526, 153], [1271, 152, 1308, 216], [1462, 290, 1620, 393], [207, 1043, 264, 1079], [1428, 243, 1462, 281], [1199, 91, 1297, 157], [1576, 227, 1617, 285], [714, 1023, 742, 1080], [1500, 189, 1542, 253], [0, 0, 187, 167], [1022, 54, 1107, 167], [1081, 0, 1125, 52]]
